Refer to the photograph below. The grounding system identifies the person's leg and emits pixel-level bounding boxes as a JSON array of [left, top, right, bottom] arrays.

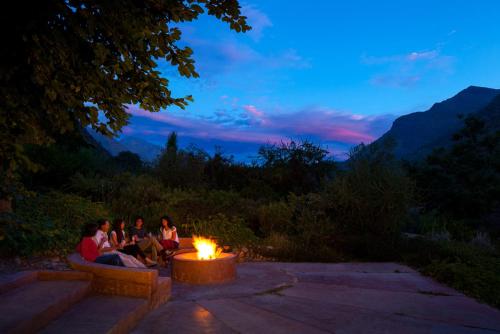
[[138, 239, 157, 261], [150, 241, 158, 262], [133, 244, 147, 259], [151, 236, 164, 251], [124, 244, 148, 261], [161, 240, 177, 250], [122, 245, 138, 257], [138, 239, 152, 251], [95, 254, 124, 266], [152, 237, 166, 262]]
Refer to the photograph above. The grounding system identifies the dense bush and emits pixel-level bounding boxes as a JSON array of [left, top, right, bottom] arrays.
[[258, 201, 293, 236], [323, 147, 414, 259], [408, 116, 500, 221], [259, 232, 345, 262], [255, 193, 339, 261], [400, 238, 500, 308], [108, 174, 168, 227], [0, 191, 109, 256], [257, 140, 335, 195], [179, 213, 257, 247]]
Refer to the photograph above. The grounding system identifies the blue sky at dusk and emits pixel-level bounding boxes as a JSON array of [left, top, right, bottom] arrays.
[[122, 0, 500, 160]]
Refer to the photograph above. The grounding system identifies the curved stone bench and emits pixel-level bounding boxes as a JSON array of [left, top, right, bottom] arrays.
[[178, 237, 193, 248], [67, 253, 170, 305], [176, 237, 196, 254]]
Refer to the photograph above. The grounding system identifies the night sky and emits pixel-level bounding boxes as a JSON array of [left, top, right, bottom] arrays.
[[120, 0, 500, 160]]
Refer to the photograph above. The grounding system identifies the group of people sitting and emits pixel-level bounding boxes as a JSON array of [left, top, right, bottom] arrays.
[[76, 215, 180, 268]]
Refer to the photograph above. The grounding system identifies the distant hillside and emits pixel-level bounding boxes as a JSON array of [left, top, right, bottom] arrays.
[[88, 130, 162, 162], [119, 137, 162, 161], [372, 86, 500, 160]]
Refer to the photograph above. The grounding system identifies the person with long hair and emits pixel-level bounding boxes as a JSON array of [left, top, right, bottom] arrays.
[[158, 215, 179, 251], [110, 218, 156, 267], [76, 223, 123, 266]]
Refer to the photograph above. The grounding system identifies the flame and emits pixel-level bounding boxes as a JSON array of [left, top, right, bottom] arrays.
[[192, 235, 222, 260]]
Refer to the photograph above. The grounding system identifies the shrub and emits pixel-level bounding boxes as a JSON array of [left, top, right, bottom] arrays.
[[400, 238, 500, 308], [109, 174, 171, 228], [257, 201, 293, 236], [255, 194, 340, 262], [0, 191, 109, 256], [259, 232, 344, 262], [325, 154, 414, 258], [405, 211, 478, 242], [409, 116, 500, 221], [180, 214, 257, 247], [167, 189, 259, 231]]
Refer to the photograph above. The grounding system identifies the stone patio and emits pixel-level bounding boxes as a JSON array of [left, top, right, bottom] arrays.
[[134, 262, 500, 333]]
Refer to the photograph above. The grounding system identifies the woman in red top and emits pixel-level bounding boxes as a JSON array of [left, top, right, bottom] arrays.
[[76, 223, 123, 266]]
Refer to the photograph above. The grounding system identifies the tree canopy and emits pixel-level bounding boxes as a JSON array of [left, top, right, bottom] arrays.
[[410, 116, 500, 220], [0, 0, 250, 194]]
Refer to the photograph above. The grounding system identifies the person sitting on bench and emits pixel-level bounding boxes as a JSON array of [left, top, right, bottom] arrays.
[[110, 218, 156, 267], [129, 216, 164, 262], [159, 215, 180, 252], [76, 223, 123, 266]]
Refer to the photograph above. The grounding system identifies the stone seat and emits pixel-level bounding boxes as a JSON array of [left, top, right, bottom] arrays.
[[167, 237, 196, 255], [178, 237, 195, 251], [67, 253, 170, 305], [158, 237, 196, 267]]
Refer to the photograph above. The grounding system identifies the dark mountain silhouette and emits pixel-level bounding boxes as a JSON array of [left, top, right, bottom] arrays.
[[372, 86, 500, 160], [88, 130, 162, 162], [119, 137, 162, 161], [89, 129, 260, 162]]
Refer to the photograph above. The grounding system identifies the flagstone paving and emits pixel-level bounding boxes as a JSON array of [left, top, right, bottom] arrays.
[[134, 262, 500, 334]]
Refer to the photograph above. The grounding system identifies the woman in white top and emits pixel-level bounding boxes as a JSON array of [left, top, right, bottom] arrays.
[[94, 219, 115, 251], [159, 215, 179, 251]]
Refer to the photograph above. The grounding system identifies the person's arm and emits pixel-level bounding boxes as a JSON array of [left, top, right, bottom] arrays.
[[130, 227, 143, 241], [97, 236, 115, 252], [123, 232, 133, 246], [171, 229, 177, 241], [110, 231, 120, 248], [99, 245, 115, 253]]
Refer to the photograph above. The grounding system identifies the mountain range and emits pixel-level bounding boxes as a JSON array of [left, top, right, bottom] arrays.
[[89, 130, 162, 162], [371, 86, 500, 160], [89, 86, 500, 162]]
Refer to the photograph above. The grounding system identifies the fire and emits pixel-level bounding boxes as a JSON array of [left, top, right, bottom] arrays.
[[192, 235, 222, 260]]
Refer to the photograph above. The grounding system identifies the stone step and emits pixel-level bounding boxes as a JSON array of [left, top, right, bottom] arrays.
[[40, 294, 150, 334], [0, 279, 91, 333]]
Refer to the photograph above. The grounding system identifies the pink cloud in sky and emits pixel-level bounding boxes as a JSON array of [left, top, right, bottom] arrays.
[[126, 104, 394, 150], [243, 105, 265, 118]]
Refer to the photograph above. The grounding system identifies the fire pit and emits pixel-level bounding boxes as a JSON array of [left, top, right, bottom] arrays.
[[172, 236, 237, 284]]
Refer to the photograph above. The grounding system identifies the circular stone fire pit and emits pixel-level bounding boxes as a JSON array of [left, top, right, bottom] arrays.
[[172, 252, 237, 284]]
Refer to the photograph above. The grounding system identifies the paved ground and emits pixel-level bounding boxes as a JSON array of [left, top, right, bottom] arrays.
[[134, 262, 500, 334]]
